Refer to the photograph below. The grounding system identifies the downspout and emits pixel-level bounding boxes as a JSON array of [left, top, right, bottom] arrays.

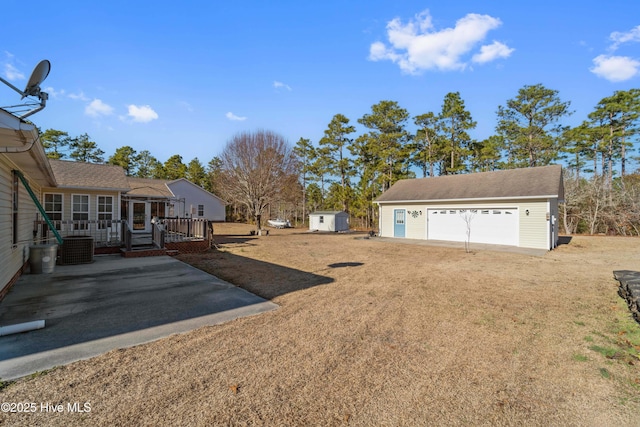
[[14, 170, 63, 245]]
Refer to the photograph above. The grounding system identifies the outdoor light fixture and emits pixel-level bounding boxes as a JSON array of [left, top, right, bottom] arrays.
[[525, 210, 530, 216]]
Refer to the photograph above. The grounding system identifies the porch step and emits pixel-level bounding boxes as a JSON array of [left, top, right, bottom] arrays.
[[131, 233, 153, 246], [120, 246, 168, 258]]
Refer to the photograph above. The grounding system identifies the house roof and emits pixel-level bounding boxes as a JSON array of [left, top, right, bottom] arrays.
[[126, 177, 173, 198], [48, 159, 130, 191], [166, 178, 227, 204], [375, 165, 564, 203], [0, 108, 56, 186]]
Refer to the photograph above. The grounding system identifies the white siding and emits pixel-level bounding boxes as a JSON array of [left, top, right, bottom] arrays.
[[166, 180, 225, 221], [1, 155, 42, 294], [379, 198, 554, 250], [517, 200, 550, 249]]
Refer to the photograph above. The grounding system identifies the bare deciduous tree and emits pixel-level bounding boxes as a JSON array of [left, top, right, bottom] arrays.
[[217, 130, 298, 232], [460, 209, 476, 253]]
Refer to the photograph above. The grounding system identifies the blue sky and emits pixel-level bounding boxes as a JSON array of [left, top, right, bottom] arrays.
[[1, 1, 639, 167]]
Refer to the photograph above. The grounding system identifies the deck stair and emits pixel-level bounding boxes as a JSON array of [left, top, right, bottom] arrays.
[[121, 232, 167, 258]]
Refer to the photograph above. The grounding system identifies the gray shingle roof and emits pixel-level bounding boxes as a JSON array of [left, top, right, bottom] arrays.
[[375, 165, 564, 203], [126, 177, 173, 197], [48, 159, 130, 190]]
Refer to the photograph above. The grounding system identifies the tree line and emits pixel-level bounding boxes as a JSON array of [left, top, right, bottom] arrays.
[[39, 83, 640, 235]]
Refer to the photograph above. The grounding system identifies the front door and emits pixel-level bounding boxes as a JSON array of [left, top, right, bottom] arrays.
[[131, 201, 150, 232], [394, 209, 406, 238]]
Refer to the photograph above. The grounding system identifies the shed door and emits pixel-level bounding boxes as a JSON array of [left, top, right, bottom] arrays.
[[393, 209, 406, 238], [428, 209, 518, 246]]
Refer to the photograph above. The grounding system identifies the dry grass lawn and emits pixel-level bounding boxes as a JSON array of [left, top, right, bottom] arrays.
[[2, 223, 640, 426]]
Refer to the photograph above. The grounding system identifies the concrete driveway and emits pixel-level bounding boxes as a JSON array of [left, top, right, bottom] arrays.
[[0, 255, 278, 380]]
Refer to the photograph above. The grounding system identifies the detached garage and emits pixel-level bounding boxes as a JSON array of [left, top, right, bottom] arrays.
[[375, 165, 564, 250]]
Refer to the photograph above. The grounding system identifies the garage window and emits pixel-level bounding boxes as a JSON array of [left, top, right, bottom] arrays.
[[395, 210, 404, 224]]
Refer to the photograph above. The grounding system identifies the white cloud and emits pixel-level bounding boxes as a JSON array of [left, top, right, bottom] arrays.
[[609, 25, 640, 51], [226, 111, 247, 121], [85, 99, 114, 117], [273, 81, 292, 91], [68, 91, 90, 101], [590, 55, 640, 82], [127, 104, 158, 123], [369, 10, 511, 74], [472, 41, 515, 63], [42, 86, 65, 98], [178, 101, 194, 112], [4, 63, 24, 81]]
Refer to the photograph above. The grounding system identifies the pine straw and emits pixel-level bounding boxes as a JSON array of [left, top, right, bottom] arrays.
[[1, 224, 639, 426]]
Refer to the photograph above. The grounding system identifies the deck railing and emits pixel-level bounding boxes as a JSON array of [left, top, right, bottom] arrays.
[[152, 221, 165, 249], [34, 219, 125, 247], [159, 217, 208, 243], [34, 218, 209, 248]]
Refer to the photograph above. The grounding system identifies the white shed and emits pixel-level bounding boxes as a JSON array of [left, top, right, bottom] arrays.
[[309, 211, 349, 232]]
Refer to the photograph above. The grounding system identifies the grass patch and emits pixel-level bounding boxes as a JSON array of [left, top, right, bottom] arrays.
[[0, 379, 14, 391], [584, 335, 594, 342], [28, 368, 54, 380], [600, 368, 611, 379], [589, 345, 618, 358], [573, 354, 588, 362]]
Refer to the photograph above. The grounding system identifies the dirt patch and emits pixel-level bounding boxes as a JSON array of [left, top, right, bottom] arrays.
[[2, 223, 640, 426]]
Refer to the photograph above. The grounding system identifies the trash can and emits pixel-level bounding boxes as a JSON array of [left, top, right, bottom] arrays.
[[29, 244, 58, 274]]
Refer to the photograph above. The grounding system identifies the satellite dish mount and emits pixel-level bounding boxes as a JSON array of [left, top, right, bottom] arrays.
[[0, 60, 51, 119]]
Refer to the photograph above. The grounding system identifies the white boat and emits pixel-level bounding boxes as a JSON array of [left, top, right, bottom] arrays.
[[267, 218, 291, 229]]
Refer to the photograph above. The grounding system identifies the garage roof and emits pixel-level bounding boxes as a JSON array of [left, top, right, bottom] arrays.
[[375, 165, 564, 203]]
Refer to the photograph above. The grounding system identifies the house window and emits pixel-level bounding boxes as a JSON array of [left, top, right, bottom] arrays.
[[44, 193, 63, 230], [97, 196, 114, 228], [319, 215, 324, 224], [12, 171, 19, 245], [198, 204, 204, 217], [395, 210, 405, 225], [72, 194, 89, 230]]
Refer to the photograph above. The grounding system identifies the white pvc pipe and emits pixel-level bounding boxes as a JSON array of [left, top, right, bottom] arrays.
[[0, 320, 45, 337]]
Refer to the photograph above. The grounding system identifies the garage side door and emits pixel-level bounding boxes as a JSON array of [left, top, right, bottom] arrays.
[[428, 209, 518, 246]]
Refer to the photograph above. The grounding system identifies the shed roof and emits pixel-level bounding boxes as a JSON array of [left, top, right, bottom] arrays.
[[48, 159, 130, 191], [309, 211, 348, 215], [126, 177, 173, 198], [375, 165, 564, 203]]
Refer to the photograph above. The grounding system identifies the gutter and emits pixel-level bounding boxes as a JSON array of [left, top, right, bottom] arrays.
[[0, 114, 57, 187]]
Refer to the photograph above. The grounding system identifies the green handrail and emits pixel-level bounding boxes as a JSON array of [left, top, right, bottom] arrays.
[[13, 169, 64, 245]]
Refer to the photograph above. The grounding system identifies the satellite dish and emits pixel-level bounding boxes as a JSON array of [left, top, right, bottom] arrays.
[[0, 59, 51, 118], [22, 60, 51, 99]]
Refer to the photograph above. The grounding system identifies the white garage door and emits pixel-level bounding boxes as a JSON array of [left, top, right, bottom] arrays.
[[427, 208, 518, 246]]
